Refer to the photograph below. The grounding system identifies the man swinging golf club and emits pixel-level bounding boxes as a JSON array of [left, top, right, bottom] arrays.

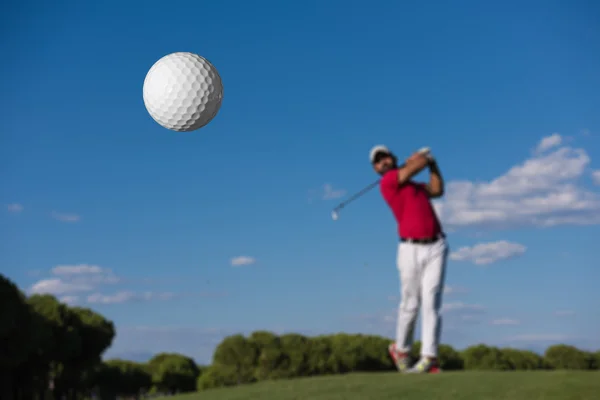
[[370, 145, 448, 374]]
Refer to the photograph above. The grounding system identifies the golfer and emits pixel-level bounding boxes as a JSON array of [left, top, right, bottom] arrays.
[[370, 145, 448, 374]]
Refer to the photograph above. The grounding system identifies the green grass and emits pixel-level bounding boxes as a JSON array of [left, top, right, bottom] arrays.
[[160, 371, 599, 400]]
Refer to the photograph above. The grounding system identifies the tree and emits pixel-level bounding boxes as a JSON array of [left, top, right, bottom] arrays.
[[0, 275, 45, 399], [544, 344, 591, 370], [15, 293, 115, 400], [306, 336, 334, 376], [71, 307, 115, 363], [354, 335, 395, 372], [278, 333, 311, 378], [94, 360, 152, 399], [438, 344, 465, 370], [212, 334, 258, 384], [6, 276, 600, 398], [462, 344, 511, 370], [328, 334, 364, 374], [409, 340, 422, 360], [148, 353, 200, 393], [197, 364, 239, 390], [0, 275, 32, 370], [26, 294, 83, 399], [93, 361, 122, 399], [0, 274, 119, 399], [501, 348, 544, 370], [59, 306, 115, 398], [249, 331, 288, 381], [593, 351, 600, 370]]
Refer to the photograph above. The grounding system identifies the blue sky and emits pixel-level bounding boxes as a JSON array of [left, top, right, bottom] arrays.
[[2, 0, 599, 363]]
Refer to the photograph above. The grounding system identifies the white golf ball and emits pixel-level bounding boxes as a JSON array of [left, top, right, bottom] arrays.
[[143, 52, 224, 132]]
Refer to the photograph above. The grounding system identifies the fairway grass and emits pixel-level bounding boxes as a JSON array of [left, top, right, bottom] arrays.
[[160, 371, 599, 400]]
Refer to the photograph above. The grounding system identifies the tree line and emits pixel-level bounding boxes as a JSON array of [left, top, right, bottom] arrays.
[[2, 273, 599, 399]]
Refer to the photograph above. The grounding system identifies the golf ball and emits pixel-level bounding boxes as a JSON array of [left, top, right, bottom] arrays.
[[143, 52, 224, 132]]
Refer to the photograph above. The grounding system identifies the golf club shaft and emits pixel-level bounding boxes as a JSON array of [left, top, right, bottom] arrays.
[[333, 180, 380, 212]]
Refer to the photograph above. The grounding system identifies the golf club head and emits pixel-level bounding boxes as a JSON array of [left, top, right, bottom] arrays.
[[331, 210, 339, 221]]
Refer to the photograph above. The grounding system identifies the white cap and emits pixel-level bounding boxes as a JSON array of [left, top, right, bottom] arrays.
[[369, 145, 391, 163]]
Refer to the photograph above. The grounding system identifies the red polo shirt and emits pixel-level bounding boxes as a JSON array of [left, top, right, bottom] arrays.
[[380, 169, 442, 239]]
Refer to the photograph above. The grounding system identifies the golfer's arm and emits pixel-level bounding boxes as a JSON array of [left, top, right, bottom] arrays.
[[425, 161, 444, 198], [397, 155, 429, 185]]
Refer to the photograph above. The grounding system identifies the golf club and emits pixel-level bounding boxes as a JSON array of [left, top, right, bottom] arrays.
[[331, 180, 380, 220], [331, 147, 431, 221]]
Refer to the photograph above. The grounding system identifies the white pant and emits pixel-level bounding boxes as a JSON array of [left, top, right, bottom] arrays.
[[395, 237, 448, 358]]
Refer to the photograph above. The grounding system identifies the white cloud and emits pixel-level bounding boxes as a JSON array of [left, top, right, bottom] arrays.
[[29, 264, 188, 305], [434, 134, 600, 229], [535, 133, 562, 153], [60, 295, 79, 305], [592, 170, 600, 185], [491, 318, 520, 325], [30, 264, 119, 296], [51, 211, 81, 223], [230, 256, 256, 266], [554, 310, 576, 317], [30, 278, 93, 295], [87, 291, 175, 304], [52, 264, 103, 275], [443, 285, 469, 295], [441, 302, 486, 313], [383, 315, 394, 323], [460, 315, 481, 322], [322, 184, 347, 200], [350, 301, 485, 333], [52, 264, 119, 284], [450, 241, 526, 265], [349, 310, 397, 327], [6, 203, 23, 213], [506, 334, 574, 342]]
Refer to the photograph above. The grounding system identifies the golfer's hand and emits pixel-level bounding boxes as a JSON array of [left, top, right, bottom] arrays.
[[406, 148, 431, 164], [406, 152, 427, 164], [418, 147, 435, 164]]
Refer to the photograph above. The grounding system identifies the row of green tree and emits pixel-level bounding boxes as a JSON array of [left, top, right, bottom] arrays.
[[2, 273, 599, 399], [1, 274, 115, 399], [198, 331, 599, 390], [1, 274, 202, 399]]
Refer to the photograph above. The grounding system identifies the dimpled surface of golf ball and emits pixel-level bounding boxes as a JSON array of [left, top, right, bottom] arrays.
[[143, 52, 223, 132]]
